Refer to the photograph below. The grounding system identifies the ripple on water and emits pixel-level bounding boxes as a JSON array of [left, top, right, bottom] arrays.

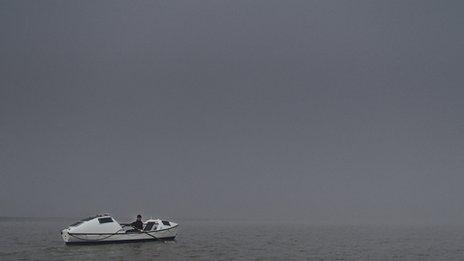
[[1, 220, 464, 260]]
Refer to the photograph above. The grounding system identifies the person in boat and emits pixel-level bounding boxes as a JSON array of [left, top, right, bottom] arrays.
[[123, 214, 143, 232]]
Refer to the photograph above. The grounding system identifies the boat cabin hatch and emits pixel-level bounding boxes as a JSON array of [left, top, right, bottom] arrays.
[[98, 217, 113, 224]]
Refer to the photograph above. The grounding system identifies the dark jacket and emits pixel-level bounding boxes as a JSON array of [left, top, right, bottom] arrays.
[[130, 220, 143, 230]]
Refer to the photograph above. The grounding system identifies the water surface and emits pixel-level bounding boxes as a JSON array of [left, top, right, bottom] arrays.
[[1, 218, 463, 260]]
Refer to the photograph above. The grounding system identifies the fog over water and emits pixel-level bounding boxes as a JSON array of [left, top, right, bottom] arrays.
[[1, 0, 463, 225]]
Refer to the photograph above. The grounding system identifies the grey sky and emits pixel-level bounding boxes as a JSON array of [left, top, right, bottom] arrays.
[[1, 0, 463, 224]]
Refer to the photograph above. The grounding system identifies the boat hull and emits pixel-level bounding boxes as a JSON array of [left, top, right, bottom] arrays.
[[65, 237, 176, 245]]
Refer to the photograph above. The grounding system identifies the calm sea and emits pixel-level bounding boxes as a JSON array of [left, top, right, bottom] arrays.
[[1, 217, 464, 260]]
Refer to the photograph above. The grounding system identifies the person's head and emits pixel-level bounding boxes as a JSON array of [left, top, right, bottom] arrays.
[[137, 214, 142, 221]]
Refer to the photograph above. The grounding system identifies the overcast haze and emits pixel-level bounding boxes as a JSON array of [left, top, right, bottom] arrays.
[[1, 0, 463, 224]]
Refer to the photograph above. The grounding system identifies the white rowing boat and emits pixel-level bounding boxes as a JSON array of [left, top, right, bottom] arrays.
[[61, 214, 178, 244]]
